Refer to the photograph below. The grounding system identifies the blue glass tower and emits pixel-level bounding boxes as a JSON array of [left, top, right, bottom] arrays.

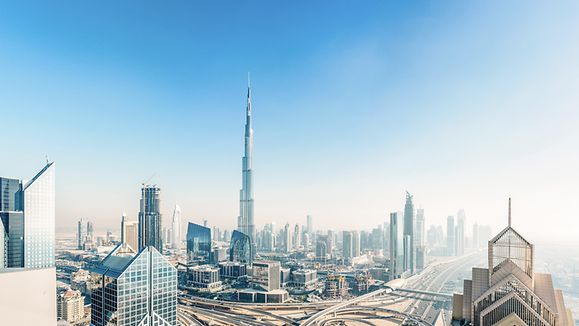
[[186, 222, 211, 264], [229, 230, 252, 265]]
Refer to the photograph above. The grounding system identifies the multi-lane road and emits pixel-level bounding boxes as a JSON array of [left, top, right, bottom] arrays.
[[177, 252, 485, 326]]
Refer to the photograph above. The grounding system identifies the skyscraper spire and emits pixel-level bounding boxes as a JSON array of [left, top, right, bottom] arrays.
[[238, 75, 255, 261], [508, 197, 512, 227]]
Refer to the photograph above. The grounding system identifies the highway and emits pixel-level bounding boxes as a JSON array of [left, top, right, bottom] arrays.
[[175, 252, 484, 325], [402, 252, 485, 325]]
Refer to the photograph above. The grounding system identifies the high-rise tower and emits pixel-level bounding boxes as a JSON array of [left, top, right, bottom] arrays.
[[403, 191, 415, 273], [138, 185, 162, 252], [171, 204, 182, 249], [238, 76, 255, 259]]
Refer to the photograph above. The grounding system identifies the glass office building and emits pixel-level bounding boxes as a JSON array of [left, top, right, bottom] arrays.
[[186, 222, 211, 264], [23, 162, 55, 269], [0, 163, 54, 269], [91, 244, 177, 326], [229, 230, 252, 265]]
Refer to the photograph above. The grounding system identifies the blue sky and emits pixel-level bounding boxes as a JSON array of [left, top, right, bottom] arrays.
[[1, 1, 579, 242]]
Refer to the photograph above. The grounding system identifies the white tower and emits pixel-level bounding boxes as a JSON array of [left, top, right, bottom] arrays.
[[171, 204, 181, 249]]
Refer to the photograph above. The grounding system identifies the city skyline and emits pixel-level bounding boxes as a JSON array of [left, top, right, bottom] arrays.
[[2, 1, 579, 243]]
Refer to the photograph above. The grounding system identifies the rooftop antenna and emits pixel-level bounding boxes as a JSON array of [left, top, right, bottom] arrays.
[[45, 154, 49, 165], [508, 197, 512, 227]]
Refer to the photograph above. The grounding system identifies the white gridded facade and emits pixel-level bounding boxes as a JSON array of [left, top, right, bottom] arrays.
[[91, 247, 177, 326], [23, 163, 55, 269]]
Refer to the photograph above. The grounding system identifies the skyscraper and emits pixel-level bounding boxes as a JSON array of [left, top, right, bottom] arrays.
[[238, 77, 256, 259], [415, 208, 425, 248], [138, 184, 162, 252], [455, 209, 465, 255], [23, 162, 55, 269], [389, 212, 399, 279], [171, 204, 182, 249], [186, 222, 212, 264], [403, 191, 415, 273], [120, 213, 139, 251], [306, 215, 313, 235], [229, 230, 252, 264], [293, 224, 301, 250], [77, 218, 87, 250], [342, 231, 353, 261], [447, 215, 455, 256], [351, 230, 361, 257], [0, 162, 57, 325], [90, 244, 177, 326], [452, 199, 574, 326]]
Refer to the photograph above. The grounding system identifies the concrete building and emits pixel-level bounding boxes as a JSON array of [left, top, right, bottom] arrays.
[[90, 244, 177, 326], [218, 261, 247, 279], [452, 199, 574, 326], [120, 214, 138, 252], [57, 289, 84, 323], [0, 267, 57, 325], [291, 269, 317, 287], [251, 260, 280, 291], [188, 265, 222, 292]]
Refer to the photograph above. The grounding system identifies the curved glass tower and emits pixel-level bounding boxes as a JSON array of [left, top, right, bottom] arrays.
[[229, 230, 252, 264]]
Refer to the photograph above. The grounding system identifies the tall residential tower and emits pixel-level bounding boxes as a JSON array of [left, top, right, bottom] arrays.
[[237, 77, 256, 259], [138, 185, 162, 252], [403, 191, 415, 273]]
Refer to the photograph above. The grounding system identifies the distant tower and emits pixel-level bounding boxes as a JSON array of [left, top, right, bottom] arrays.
[[120, 213, 138, 252], [389, 212, 399, 279], [138, 185, 162, 252], [171, 204, 182, 249], [415, 208, 425, 248], [237, 75, 256, 259], [77, 218, 87, 249], [306, 215, 313, 235], [403, 191, 415, 273], [446, 215, 455, 256], [455, 209, 466, 255]]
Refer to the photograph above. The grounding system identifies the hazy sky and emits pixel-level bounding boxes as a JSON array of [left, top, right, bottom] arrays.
[[1, 1, 578, 242]]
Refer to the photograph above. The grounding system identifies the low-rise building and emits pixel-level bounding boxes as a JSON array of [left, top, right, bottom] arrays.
[[218, 261, 247, 279], [280, 267, 291, 287], [57, 289, 84, 323], [291, 269, 317, 287], [251, 260, 280, 291], [188, 264, 222, 292]]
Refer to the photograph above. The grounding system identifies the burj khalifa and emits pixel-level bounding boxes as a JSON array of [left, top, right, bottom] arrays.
[[237, 77, 256, 258]]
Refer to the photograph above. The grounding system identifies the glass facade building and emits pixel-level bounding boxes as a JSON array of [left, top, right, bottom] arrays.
[[452, 199, 574, 326], [229, 230, 252, 265], [186, 222, 211, 264], [0, 163, 54, 269], [138, 185, 162, 252], [91, 244, 177, 326], [23, 162, 55, 269]]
